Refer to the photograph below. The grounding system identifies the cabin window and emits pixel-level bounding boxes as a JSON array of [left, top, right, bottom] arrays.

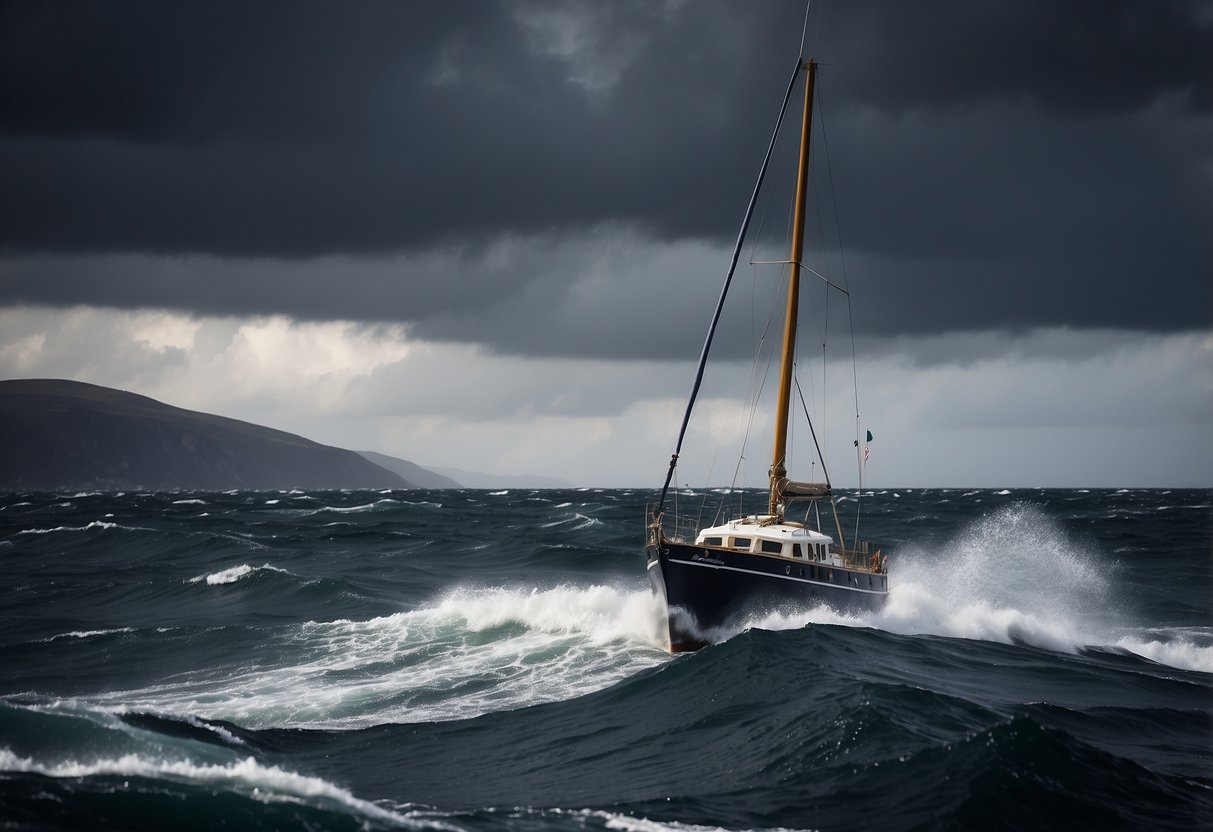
[[731, 537, 752, 550], [792, 544, 803, 558], [704, 536, 723, 546], [760, 540, 783, 555]]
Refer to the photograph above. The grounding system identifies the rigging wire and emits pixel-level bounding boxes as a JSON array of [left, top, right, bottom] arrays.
[[799, 1, 813, 59], [817, 74, 866, 548], [654, 57, 804, 519], [715, 267, 783, 524]]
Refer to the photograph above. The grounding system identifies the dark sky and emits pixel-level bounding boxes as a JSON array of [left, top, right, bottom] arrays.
[[1, 0, 1210, 359]]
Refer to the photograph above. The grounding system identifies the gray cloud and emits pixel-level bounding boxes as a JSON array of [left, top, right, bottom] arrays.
[[1, 0, 1209, 357]]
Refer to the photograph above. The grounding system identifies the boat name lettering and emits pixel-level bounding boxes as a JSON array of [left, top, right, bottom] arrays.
[[693, 553, 726, 566]]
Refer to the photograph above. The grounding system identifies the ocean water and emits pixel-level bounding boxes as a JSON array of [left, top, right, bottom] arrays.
[[1, 487, 1210, 831]]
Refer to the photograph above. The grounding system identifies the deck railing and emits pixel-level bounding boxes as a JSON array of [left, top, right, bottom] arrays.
[[646, 502, 887, 575]]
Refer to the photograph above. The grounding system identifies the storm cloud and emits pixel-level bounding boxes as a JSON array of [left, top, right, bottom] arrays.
[[1, 1, 1210, 487], [1, 0, 1209, 359]]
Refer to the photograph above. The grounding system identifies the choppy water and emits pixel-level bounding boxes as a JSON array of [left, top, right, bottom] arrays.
[[1, 488, 1210, 830]]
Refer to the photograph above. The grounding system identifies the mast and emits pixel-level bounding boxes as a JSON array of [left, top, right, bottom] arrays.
[[768, 58, 817, 518]]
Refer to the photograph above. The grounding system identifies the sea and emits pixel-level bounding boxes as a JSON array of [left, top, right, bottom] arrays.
[[1, 487, 1210, 831]]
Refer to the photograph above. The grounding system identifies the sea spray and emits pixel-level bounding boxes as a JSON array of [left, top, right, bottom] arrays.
[[71, 585, 670, 729], [716, 502, 1213, 672]]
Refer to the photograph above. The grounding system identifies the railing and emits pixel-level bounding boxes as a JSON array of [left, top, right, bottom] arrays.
[[840, 540, 888, 573], [646, 503, 885, 573], [669, 513, 702, 544], [645, 504, 701, 545]]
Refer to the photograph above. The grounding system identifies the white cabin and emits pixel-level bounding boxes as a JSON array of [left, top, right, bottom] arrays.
[[694, 515, 846, 567]]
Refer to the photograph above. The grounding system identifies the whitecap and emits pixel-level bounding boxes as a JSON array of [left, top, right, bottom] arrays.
[[1115, 635, 1213, 674], [540, 513, 602, 530], [18, 521, 121, 535], [723, 502, 1210, 674], [311, 499, 399, 514], [582, 808, 809, 831], [189, 564, 290, 586], [44, 627, 137, 642], [79, 585, 670, 730], [0, 750, 427, 828]]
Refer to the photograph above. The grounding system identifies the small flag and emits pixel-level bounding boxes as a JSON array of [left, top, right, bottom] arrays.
[[864, 444, 870, 463], [866, 430, 874, 442]]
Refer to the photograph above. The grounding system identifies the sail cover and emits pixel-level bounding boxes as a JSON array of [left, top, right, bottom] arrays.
[[773, 477, 831, 503]]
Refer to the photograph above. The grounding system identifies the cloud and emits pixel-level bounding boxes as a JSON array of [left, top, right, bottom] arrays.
[[4, 216, 1209, 370], [815, 0, 1212, 116], [1, 3, 1207, 358], [1, 1, 1207, 261], [2, 306, 1209, 486], [1, 3, 1210, 487]]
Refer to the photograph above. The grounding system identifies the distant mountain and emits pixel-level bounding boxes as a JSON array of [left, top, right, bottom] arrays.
[[430, 466, 573, 489], [0, 379, 411, 491], [357, 451, 462, 488]]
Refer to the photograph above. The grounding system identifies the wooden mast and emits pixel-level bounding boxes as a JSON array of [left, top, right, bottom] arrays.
[[768, 59, 817, 518]]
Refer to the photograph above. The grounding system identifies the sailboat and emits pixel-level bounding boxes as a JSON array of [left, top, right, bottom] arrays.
[[645, 55, 889, 652]]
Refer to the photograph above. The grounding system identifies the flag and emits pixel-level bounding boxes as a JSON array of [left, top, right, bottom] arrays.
[[866, 430, 874, 442], [864, 444, 870, 463]]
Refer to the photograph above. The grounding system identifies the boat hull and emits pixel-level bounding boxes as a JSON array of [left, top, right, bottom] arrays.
[[645, 538, 888, 652]]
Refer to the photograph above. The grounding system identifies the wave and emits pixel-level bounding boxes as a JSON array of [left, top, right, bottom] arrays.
[[63, 585, 669, 730], [400, 499, 443, 508], [526, 810, 813, 831], [540, 512, 603, 531], [311, 498, 402, 514], [44, 627, 138, 642], [17, 520, 122, 535], [188, 563, 291, 586], [1115, 633, 1213, 673], [705, 503, 1212, 673], [0, 748, 428, 829], [0, 488, 1205, 832]]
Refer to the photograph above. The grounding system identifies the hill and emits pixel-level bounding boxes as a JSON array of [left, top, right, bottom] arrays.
[[357, 451, 462, 488], [0, 379, 410, 491]]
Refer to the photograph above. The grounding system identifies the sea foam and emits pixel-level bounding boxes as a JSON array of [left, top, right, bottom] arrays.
[[73, 585, 670, 730], [732, 502, 1213, 673], [0, 749, 432, 828], [189, 563, 290, 585]]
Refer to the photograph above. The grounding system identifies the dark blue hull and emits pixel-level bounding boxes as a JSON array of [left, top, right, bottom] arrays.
[[645, 538, 889, 651]]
